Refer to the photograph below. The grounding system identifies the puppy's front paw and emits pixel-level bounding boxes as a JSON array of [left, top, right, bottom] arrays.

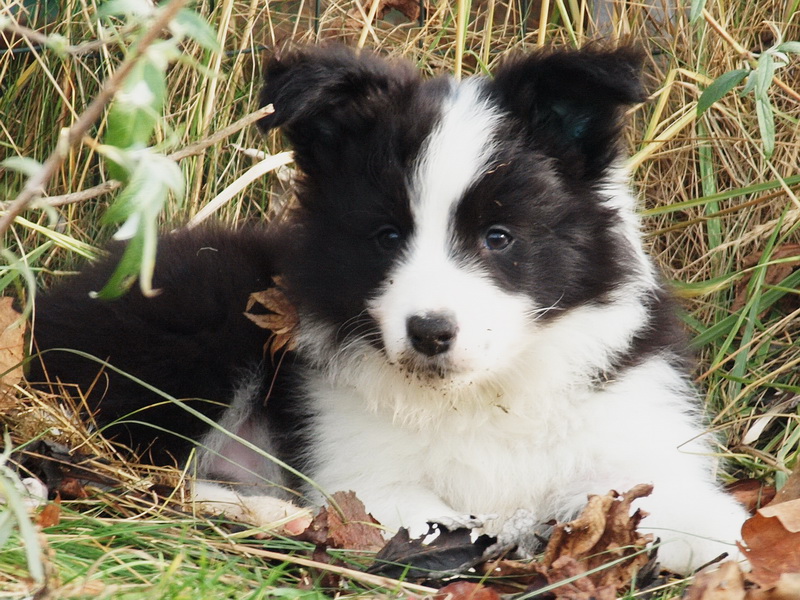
[[192, 482, 312, 535], [433, 513, 496, 532], [490, 508, 549, 557], [405, 513, 496, 540]]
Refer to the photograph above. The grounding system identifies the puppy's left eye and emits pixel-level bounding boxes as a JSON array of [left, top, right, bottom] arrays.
[[373, 225, 403, 252], [484, 227, 514, 251]]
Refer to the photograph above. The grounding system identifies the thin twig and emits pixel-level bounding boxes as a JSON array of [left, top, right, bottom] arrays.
[[168, 104, 274, 161], [0, 18, 117, 55], [221, 542, 438, 595], [40, 181, 123, 208], [0, 0, 190, 236]]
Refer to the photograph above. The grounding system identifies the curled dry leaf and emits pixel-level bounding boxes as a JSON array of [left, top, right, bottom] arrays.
[[483, 485, 654, 600], [370, 524, 495, 581], [299, 490, 385, 552], [738, 498, 800, 588], [435, 582, 500, 600], [683, 560, 746, 600], [726, 479, 777, 514], [244, 276, 298, 359], [542, 484, 654, 592]]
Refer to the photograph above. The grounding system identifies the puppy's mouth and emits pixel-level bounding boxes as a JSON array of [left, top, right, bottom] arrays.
[[395, 352, 454, 380]]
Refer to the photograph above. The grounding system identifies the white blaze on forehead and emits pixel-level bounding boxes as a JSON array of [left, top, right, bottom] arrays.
[[410, 77, 503, 248], [367, 76, 533, 380]]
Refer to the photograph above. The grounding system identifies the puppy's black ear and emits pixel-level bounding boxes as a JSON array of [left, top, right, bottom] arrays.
[[490, 46, 646, 180], [257, 46, 418, 174]]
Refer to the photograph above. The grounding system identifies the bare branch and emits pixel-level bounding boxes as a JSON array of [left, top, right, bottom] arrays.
[[0, 18, 116, 55], [4, 105, 276, 210], [0, 0, 190, 235], [168, 104, 274, 161]]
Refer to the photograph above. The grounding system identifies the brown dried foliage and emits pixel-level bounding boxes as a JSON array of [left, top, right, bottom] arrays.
[[244, 276, 299, 359]]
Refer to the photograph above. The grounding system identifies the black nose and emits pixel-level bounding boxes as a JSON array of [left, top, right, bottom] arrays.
[[406, 314, 458, 357]]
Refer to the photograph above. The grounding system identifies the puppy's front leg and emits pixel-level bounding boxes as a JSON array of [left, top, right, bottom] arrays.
[[347, 484, 472, 538], [192, 481, 312, 535]]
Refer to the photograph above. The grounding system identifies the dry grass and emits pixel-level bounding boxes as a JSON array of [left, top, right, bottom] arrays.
[[1, 0, 799, 597]]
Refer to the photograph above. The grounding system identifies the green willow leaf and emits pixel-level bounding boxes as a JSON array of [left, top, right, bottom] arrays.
[[697, 69, 748, 115], [756, 97, 776, 158], [689, 0, 707, 23], [173, 9, 221, 52], [776, 41, 800, 54], [105, 58, 166, 180]]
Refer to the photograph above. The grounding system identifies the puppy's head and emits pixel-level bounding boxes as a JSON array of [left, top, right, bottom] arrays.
[[259, 45, 647, 388]]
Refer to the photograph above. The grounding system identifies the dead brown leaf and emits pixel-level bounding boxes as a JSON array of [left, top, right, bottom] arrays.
[[544, 556, 618, 600], [683, 563, 800, 600], [478, 558, 545, 594], [435, 582, 501, 600], [36, 496, 62, 528], [371, 524, 494, 581], [738, 498, 800, 588], [0, 296, 25, 390], [299, 490, 385, 552], [683, 561, 746, 600], [542, 484, 654, 596], [727, 479, 777, 514], [732, 244, 800, 314], [481, 485, 655, 599], [748, 573, 800, 600], [766, 461, 800, 507], [244, 277, 298, 359]]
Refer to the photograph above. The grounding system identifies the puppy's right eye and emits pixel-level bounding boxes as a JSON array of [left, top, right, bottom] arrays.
[[373, 226, 403, 252], [484, 227, 514, 251]]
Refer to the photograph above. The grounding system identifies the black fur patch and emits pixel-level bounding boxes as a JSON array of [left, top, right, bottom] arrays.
[[489, 46, 646, 181], [30, 227, 286, 460]]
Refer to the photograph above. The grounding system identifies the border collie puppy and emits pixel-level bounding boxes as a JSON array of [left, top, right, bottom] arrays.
[[30, 45, 747, 574]]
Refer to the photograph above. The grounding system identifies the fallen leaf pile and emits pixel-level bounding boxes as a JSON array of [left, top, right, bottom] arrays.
[[10, 278, 800, 598], [293, 485, 655, 599], [538, 483, 655, 598], [291, 475, 800, 599], [15, 441, 800, 600], [470, 485, 656, 600]]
